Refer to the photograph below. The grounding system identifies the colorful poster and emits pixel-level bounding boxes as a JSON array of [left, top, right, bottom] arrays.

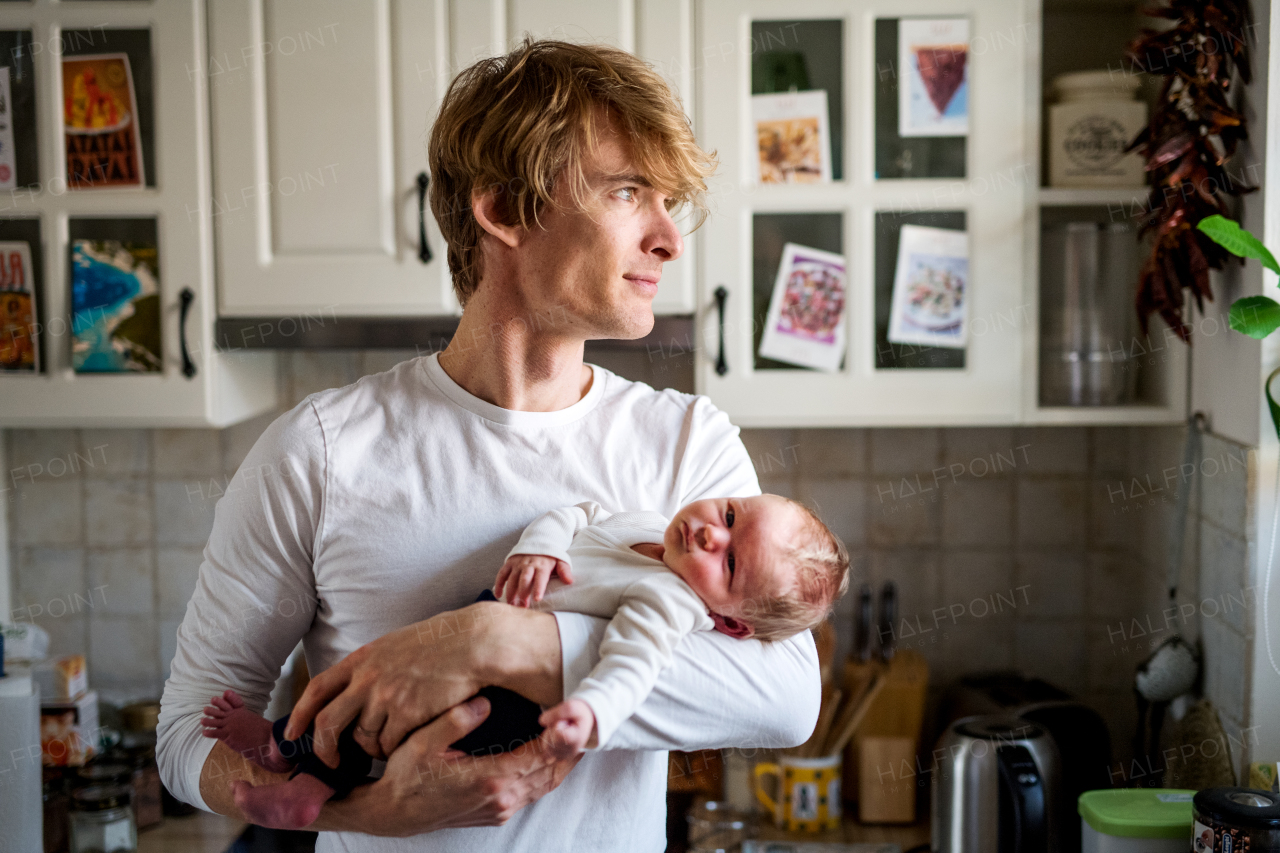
[[62, 53, 144, 188], [0, 240, 36, 372], [753, 91, 832, 184], [71, 239, 161, 372], [888, 225, 968, 349], [898, 18, 969, 138], [0, 67, 16, 190], [758, 242, 847, 372]]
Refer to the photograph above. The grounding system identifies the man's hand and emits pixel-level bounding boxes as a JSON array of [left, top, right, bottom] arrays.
[[284, 601, 563, 767], [537, 698, 595, 758], [494, 554, 573, 607], [314, 696, 582, 834]]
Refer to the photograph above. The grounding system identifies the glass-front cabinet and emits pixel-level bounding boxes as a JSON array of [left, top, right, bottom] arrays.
[[694, 0, 1184, 427], [0, 0, 275, 427]]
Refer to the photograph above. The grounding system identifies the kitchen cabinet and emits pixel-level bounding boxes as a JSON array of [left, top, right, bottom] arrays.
[[692, 0, 1187, 427], [0, 0, 275, 428], [211, 0, 698, 317]]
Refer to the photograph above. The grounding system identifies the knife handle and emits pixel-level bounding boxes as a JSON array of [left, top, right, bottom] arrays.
[[878, 581, 897, 662], [855, 584, 873, 663]]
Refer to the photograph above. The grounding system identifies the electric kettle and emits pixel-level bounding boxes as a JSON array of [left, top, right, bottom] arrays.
[[932, 715, 1063, 853]]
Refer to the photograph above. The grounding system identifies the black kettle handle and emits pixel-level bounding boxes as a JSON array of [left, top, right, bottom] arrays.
[[996, 744, 1047, 853], [713, 286, 728, 376], [416, 172, 432, 264]]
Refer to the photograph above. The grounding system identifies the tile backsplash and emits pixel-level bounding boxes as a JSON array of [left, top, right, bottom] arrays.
[[2, 349, 1255, 779]]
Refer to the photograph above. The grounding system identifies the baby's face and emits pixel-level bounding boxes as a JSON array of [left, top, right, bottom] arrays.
[[663, 494, 803, 637]]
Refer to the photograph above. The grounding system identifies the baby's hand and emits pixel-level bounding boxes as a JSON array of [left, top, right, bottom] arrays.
[[494, 554, 574, 607], [538, 698, 595, 758]]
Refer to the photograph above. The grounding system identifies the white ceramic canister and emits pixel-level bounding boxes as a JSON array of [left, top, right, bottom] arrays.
[[1049, 70, 1147, 188]]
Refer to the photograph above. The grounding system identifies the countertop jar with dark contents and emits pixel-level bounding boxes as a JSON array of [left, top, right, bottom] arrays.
[[1192, 787, 1280, 852], [69, 784, 136, 853]]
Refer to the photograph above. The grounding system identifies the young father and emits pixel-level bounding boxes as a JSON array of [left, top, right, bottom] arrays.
[[157, 39, 820, 850]]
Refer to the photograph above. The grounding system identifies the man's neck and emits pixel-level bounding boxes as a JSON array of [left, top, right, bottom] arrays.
[[437, 287, 594, 412]]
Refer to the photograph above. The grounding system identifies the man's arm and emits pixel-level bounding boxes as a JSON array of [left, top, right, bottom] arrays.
[[157, 402, 326, 813], [557, 612, 821, 752]]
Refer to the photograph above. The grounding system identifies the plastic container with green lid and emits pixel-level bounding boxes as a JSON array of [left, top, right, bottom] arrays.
[[1079, 789, 1196, 852]]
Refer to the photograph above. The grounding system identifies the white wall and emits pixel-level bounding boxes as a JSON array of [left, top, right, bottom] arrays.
[[1249, 0, 1280, 768]]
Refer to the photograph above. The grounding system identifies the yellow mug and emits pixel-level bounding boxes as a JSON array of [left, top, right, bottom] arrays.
[[754, 754, 842, 832]]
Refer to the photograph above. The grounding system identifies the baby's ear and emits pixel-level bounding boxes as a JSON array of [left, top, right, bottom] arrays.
[[711, 612, 754, 639]]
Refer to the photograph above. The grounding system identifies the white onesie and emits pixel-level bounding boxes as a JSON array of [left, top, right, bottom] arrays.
[[505, 500, 715, 748]]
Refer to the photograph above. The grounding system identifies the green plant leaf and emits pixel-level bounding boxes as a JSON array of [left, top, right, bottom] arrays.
[[1197, 214, 1280, 274], [1229, 296, 1280, 339]]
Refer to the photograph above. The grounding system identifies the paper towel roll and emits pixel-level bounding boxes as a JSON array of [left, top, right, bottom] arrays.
[[0, 675, 43, 853]]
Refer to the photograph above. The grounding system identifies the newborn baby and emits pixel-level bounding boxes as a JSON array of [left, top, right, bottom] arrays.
[[498, 494, 849, 755], [202, 493, 848, 828]]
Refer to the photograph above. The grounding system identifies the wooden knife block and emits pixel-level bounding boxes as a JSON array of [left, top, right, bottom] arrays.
[[840, 650, 928, 823]]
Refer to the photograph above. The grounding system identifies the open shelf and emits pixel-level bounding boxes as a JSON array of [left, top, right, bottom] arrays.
[[1038, 187, 1150, 207]]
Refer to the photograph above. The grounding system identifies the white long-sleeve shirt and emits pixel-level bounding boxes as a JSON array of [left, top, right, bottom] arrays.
[[157, 353, 820, 853], [505, 502, 715, 747]]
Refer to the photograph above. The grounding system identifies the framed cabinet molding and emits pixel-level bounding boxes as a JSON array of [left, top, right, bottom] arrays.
[[211, 0, 698, 317], [695, 0, 1029, 427]]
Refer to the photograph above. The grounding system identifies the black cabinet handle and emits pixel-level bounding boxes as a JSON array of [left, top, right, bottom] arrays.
[[416, 172, 433, 264], [714, 286, 728, 376], [179, 287, 197, 379]]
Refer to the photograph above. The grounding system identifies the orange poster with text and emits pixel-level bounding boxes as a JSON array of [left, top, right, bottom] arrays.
[[62, 53, 144, 188]]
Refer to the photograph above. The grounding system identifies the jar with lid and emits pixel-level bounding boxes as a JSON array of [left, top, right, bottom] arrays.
[[1048, 70, 1147, 188], [69, 784, 136, 853]]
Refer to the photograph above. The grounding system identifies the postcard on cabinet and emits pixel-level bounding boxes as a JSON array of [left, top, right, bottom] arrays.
[[753, 90, 832, 184], [62, 53, 145, 188], [898, 18, 969, 137], [71, 238, 161, 372], [887, 225, 968, 349], [0, 239, 36, 372], [758, 242, 847, 372]]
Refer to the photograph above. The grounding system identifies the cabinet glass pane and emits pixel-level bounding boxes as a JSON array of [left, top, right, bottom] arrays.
[[874, 19, 966, 179], [0, 217, 43, 370], [753, 212, 843, 371], [0, 32, 37, 187], [874, 210, 966, 369], [1039, 206, 1147, 406], [751, 20, 842, 181], [63, 29, 155, 188]]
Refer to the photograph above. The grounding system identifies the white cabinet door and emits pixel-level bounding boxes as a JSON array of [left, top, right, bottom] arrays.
[[213, 0, 697, 316], [696, 0, 1030, 427], [212, 0, 452, 316]]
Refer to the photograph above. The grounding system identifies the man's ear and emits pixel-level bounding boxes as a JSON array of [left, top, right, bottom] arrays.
[[472, 187, 522, 249], [711, 612, 754, 639]]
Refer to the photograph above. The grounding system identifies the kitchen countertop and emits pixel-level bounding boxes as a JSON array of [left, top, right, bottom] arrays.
[[138, 810, 247, 853], [753, 816, 931, 849]]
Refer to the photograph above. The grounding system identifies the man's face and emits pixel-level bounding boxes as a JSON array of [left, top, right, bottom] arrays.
[[509, 128, 684, 340]]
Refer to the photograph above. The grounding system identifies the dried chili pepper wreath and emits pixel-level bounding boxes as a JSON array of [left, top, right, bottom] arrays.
[[1125, 0, 1255, 341]]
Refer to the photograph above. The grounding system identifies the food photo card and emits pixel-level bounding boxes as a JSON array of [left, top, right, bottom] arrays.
[[753, 90, 832, 184], [898, 18, 969, 138], [887, 225, 968, 349], [758, 242, 847, 372]]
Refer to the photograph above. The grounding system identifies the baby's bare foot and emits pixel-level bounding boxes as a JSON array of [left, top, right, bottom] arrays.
[[232, 774, 335, 830], [201, 690, 292, 773]]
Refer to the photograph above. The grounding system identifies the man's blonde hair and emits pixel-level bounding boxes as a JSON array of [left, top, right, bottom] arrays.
[[747, 500, 851, 643], [428, 39, 716, 307]]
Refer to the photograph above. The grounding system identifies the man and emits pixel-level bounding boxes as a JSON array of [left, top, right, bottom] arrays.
[[157, 39, 820, 850]]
